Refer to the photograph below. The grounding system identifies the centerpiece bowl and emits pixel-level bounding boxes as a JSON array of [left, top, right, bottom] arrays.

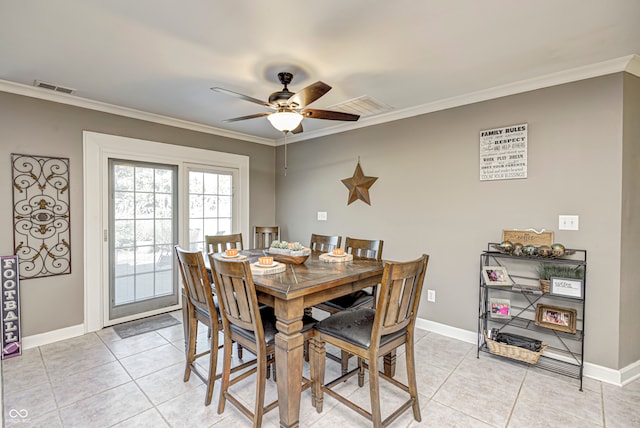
[[267, 253, 310, 265]]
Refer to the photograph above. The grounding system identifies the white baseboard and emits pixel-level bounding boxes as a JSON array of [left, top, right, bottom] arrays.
[[415, 318, 477, 344], [22, 324, 85, 349], [619, 359, 640, 386], [415, 316, 640, 387]]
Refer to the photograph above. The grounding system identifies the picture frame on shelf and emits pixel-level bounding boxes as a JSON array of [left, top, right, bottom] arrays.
[[550, 277, 584, 299], [535, 304, 577, 334], [489, 298, 511, 319], [482, 266, 512, 286]]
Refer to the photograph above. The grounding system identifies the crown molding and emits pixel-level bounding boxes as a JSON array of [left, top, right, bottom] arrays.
[[279, 54, 639, 145], [0, 79, 275, 146], [2, 54, 637, 148]]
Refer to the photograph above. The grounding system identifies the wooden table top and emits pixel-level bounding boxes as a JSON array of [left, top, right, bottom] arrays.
[[210, 249, 385, 301]]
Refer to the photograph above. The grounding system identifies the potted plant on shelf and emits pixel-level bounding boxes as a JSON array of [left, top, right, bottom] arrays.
[[537, 264, 584, 293]]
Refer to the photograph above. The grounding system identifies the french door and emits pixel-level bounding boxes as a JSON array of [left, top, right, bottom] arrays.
[[84, 131, 250, 331], [108, 160, 178, 319]]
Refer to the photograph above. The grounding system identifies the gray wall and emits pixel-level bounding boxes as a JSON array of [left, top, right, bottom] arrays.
[[276, 73, 637, 370], [0, 91, 276, 336], [620, 73, 640, 368]]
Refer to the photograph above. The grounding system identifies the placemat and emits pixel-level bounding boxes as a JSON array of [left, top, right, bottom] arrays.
[[250, 262, 287, 275], [319, 253, 354, 263]]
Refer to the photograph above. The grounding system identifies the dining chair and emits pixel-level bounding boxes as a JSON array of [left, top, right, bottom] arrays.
[[253, 226, 280, 249], [174, 246, 255, 406], [204, 233, 245, 358], [209, 255, 315, 427], [310, 254, 429, 428], [320, 237, 383, 310], [309, 233, 342, 252], [205, 233, 244, 253], [314, 237, 384, 374]]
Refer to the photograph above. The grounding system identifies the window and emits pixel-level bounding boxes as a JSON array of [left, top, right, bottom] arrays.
[[188, 169, 236, 252]]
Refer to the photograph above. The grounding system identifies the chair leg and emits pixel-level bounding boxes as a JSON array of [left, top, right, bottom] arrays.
[[357, 357, 365, 387], [405, 335, 421, 422], [217, 335, 234, 414], [254, 347, 268, 428], [309, 336, 326, 412], [368, 354, 382, 428], [181, 298, 189, 351], [205, 321, 218, 406], [341, 350, 350, 375], [184, 313, 198, 382], [236, 342, 243, 359], [383, 349, 397, 377], [272, 356, 277, 382]]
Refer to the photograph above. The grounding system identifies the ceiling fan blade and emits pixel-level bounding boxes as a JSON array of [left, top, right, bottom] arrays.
[[211, 87, 273, 107], [301, 109, 360, 121], [291, 123, 303, 134], [288, 81, 331, 108], [223, 112, 270, 123]]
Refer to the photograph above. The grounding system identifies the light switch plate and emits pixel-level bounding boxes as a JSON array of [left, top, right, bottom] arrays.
[[317, 211, 327, 221]]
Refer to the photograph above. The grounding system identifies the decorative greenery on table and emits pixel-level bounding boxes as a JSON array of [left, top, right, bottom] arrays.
[[268, 241, 309, 255]]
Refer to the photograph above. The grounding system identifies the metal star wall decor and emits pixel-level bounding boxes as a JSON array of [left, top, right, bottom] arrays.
[[341, 161, 378, 206]]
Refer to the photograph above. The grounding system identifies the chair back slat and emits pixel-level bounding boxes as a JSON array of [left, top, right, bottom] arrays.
[[254, 226, 280, 249], [374, 255, 429, 341], [175, 246, 218, 323], [310, 234, 342, 252], [210, 256, 262, 333], [205, 233, 244, 253], [344, 237, 384, 261]]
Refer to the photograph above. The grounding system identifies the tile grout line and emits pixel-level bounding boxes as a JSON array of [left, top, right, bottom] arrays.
[[96, 327, 177, 428]]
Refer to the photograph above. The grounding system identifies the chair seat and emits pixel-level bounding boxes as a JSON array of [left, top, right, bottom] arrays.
[[322, 290, 373, 311], [315, 308, 406, 349], [230, 306, 316, 346]]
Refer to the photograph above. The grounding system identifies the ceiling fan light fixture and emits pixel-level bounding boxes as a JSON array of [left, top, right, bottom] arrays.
[[267, 110, 303, 132]]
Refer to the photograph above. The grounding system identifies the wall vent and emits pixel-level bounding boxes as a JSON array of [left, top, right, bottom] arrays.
[[327, 95, 393, 118], [34, 80, 76, 95]]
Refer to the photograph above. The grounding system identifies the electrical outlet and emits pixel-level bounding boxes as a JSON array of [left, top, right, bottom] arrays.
[[317, 211, 327, 221], [559, 215, 579, 231], [427, 289, 436, 302]]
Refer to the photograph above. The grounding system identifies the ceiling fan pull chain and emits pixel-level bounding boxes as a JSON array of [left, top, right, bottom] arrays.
[[284, 132, 288, 176]]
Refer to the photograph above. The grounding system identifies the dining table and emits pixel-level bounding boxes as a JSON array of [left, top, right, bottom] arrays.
[[206, 248, 385, 428]]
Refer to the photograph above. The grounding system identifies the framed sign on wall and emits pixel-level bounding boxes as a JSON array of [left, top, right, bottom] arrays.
[[479, 123, 528, 181]]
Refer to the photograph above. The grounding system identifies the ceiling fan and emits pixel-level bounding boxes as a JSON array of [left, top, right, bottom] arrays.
[[211, 72, 360, 134]]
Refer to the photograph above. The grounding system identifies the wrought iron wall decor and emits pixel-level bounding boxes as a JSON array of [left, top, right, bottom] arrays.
[[11, 154, 71, 279]]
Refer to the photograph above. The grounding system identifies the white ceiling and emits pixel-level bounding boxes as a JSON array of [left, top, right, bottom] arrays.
[[2, 1, 639, 144]]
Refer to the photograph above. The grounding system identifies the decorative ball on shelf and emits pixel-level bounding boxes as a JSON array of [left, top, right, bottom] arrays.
[[551, 243, 566, 258], [499, 241, 513, 253], [512, 243, 524, 256], [537, 245, 552, 257], [522, 245, 538, 256]]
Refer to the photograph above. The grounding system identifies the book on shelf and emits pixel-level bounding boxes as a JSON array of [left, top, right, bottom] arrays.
[[512, 283, 543, 294]]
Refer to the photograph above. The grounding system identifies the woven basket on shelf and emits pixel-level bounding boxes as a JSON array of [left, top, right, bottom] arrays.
[[539, 280, 550, 293], [483, 331, 547, 365]]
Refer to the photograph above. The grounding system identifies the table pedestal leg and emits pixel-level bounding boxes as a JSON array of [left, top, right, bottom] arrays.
[[275, 298, 304, 428]]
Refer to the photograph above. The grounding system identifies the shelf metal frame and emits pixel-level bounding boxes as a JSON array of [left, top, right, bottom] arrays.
[[477, 244, 587, 390]]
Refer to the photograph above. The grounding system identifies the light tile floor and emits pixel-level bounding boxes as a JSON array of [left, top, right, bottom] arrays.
[[2, 311, 639, 427]]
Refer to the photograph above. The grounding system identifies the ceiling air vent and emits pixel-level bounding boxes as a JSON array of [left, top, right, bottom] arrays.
[[34, 80, 76, 95], [327, 95, 393, 118]]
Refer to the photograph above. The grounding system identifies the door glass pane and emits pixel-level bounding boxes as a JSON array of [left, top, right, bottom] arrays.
[[188, 169, 235, 251], [110, 160, 178, 318]]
